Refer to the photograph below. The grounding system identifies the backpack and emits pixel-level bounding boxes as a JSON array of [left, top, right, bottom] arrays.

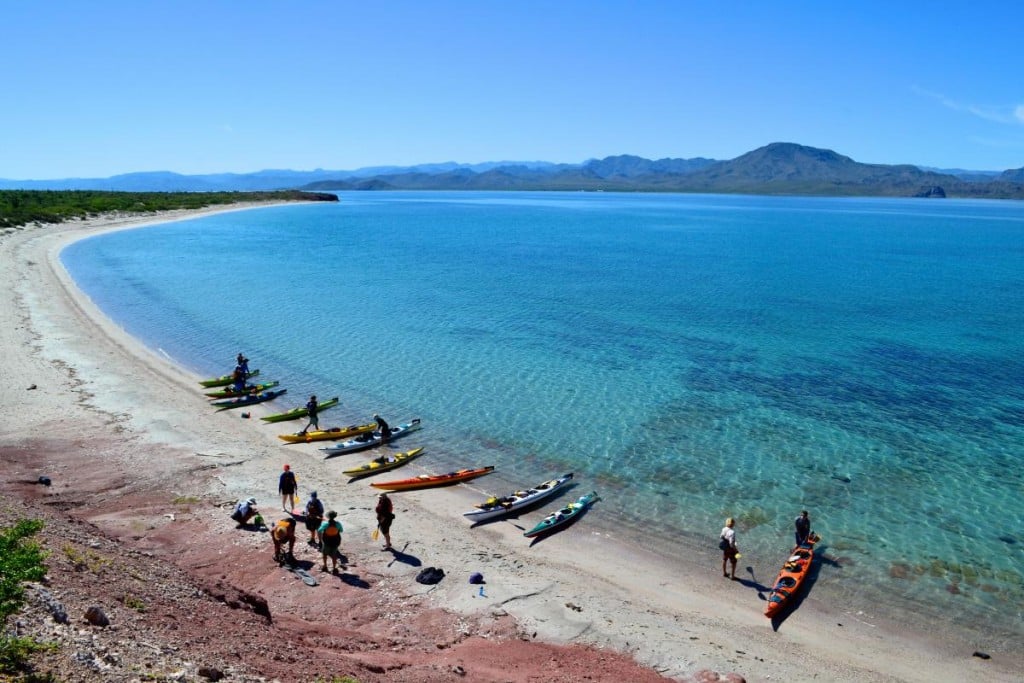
[[322, 521, 341, 544], [415, 567, 445, 585], [280, 471, 296, 488], [306, 498, 324, 517]]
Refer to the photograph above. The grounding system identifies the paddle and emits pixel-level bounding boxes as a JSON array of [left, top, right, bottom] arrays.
[[372, 525, 380, 541]]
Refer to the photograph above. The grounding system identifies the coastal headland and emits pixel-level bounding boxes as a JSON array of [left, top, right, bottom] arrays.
[[1, 204, 1018, 682]]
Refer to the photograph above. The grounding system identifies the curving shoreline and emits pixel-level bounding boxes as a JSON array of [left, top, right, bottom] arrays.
[[1, 205, 1018, 682]]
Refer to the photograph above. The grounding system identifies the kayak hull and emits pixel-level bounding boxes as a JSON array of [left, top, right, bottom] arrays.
[[463, 473, 574, 523], [370, 465, 495, 491], [205, 381, 279, 399], [342, 447, 426, 478], [212, 388, 287, 411], [764, 534, 819, 618], [320, 419, 422, 457], [199, 369, 259, 388], [278, 422, 376, 443], [260, 397, 340, 423], [523, 491, 599, 538]]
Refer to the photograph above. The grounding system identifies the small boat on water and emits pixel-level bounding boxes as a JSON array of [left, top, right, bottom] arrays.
[[199, 369, 259, 388], [764, 533, 820, 618], [342, 447, 426, 478], [463, 473, 574, 523], [278, 422, 377, 443], [320, 418, 422, 457], [523, 490, 599, 538], [205, 380, 280, 399], [260, 396, 340, 423], [212, 388, 287, 411], [369, 465, 495, 491]]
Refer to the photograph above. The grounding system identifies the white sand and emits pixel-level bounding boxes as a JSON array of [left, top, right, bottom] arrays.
[[1, 205, 1018, 682]]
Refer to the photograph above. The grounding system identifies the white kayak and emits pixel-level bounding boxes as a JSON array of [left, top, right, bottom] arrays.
[[320, 418, 422, 458], [463, 473, 574, 523]]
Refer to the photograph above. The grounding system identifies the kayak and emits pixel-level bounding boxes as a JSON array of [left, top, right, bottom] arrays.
[[764, 532, 820, 618], [463, 473, 574, 523], [260, 396, 340, 423], [319, 418, 422, 457], [523, 490, 599, 538], [342, 447, 426, 478], [369, 465, 494, 491], [212, 388, 287, 411], [204, 380, 279, 399], [199, 369, 259, 388], [278, 422, 377, 443]]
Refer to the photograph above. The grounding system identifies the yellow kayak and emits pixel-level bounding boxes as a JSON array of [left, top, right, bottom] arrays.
[[342, 447, 426, 478], [278, 422, 376, 444]]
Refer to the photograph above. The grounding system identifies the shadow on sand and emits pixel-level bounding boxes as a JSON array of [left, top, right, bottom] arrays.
[[387, 542, 421, 567]]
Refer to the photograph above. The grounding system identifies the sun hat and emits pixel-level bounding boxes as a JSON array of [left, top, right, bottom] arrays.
[[283, 464, 290, 471], [247, 497, 257, 505]]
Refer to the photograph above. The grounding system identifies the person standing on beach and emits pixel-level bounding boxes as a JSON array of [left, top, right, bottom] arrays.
[[300, 395, 319, 436], [236, 353, 249, 376], [794, 510, 811, 546], [304, 491, 324, 547], [720, 517, 738, 580], [375, 492, 395, 550], [279, 464, 297, 512], [318, 510, 344, 573], [374, 414, 390, 444]]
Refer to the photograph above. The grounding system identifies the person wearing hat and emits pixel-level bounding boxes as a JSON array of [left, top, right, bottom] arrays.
[[231, 497, 259, 527], [317, 510, 344, 573], [304, 491, 324, 547], [279, 464, 297, 512], [720, 517, 738, 580], [374, 414, 390, 444], [375, 492, 395, 550], [299, 395, 319, 436], [271, 517, 297, 564]]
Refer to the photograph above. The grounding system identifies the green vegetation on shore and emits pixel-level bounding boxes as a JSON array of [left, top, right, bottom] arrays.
[[0, 190, 338, 229], [0, 520, 49, 675]]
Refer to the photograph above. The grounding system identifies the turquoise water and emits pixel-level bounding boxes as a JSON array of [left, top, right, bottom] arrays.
[[62, 192, 1024, 642]]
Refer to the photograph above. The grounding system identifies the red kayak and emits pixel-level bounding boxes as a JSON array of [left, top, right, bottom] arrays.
[[764, 533, 819, 617]]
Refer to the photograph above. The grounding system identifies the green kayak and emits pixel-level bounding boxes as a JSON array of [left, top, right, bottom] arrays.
[[204, 380, 280, 399], [260, 396, 340, 423], [199, 369, 259, 388]]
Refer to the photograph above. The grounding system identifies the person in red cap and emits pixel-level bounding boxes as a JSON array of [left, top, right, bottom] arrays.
[[279, 464, 297, 512]]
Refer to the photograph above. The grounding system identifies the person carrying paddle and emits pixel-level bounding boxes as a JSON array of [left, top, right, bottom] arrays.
[[318, 510, 344, 573], [720, 517, 739, 580], [299, 395, 319, 435], [279, 464, 297, 512], [374, 414, 390, 444], [271, 518, 297, 564], [304, 491, 324, 548], [375, 492, 395, 550], [794, 510, 811, 546]]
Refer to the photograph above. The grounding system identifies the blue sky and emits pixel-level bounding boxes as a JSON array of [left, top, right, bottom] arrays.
[[4, 2, 1023, 179]]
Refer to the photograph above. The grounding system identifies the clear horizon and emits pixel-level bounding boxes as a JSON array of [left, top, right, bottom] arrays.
[[4, 2, 1024, 179]]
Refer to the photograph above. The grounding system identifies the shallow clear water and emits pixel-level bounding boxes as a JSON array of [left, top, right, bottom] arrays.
[[62, 191, 1024, 641]]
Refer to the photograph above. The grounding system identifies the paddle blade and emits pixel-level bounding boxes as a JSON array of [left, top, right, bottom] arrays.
[[372, 526, 380, 541]]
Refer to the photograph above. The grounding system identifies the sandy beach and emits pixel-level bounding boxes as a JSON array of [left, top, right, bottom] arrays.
[[1, 204, 1019, 682]]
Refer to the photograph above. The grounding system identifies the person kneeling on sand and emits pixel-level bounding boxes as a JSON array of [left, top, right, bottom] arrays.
[[271, 518, 297, 564], [231, 497, 259, 528], [318, 510, 343, 573]]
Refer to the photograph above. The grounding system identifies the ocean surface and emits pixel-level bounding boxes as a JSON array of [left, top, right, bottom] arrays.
[[62, 191, 1024, 643]]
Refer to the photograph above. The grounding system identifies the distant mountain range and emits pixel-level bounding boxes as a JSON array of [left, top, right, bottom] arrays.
[[4, 143, 1023, 199]]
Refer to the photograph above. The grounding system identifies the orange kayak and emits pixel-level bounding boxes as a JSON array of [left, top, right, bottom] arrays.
[[369, 466, 495, 491], [764, 532, 820, 618]]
